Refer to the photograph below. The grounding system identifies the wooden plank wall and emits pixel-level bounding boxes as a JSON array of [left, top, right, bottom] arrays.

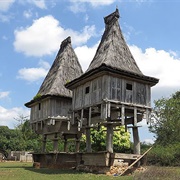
[[72, 75, 151, 110]]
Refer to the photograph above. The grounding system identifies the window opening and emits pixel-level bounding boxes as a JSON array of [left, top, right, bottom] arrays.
[[126, 83, 132, 91], [38, 103, 41, 110], [85, 86, 90, 94]]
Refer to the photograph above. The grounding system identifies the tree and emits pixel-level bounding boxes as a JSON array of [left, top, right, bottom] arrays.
[[81, 125, 130, 152], [150, 91, 180, 145]]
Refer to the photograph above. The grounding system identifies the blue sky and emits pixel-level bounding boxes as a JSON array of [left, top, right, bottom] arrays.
[[0, 0, 180, 143]]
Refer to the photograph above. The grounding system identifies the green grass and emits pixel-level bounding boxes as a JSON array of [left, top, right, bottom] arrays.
[[0, 162, 131, 180], [0, 162, 180, 180]]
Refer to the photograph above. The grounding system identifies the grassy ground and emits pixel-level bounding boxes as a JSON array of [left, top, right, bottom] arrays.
[[0, 162, 131, 180], [0, 162, 180, 180]]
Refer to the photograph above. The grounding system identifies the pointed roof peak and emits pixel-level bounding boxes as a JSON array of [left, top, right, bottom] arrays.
[[86, 9, 143, 76], [25, 36, 83, 106], [104, 8, 120, 26], [60, 36, 71, 50]]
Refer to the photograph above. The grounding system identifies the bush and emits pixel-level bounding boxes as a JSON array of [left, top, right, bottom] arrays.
[[147, 143, 180, 166]]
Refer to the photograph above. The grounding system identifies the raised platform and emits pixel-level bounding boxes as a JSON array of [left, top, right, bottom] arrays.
[[32, 152, 141, 169]]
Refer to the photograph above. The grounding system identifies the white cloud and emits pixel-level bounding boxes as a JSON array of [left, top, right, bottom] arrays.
[[31, 0, 46, 9], [17, 60, 50, 82], [0, 91, 10, 99], [14, 15, 96, 57], [68, 2, 86, 13], [68, 0, 115, 13], [23, 9, 33, 19], [0, 106, 30, 129], [74, 43, 98, 71], [69, 0, 115, 7], [129, 45, 180, 88], [0, 0, 15, 12], [142, 138, 154, 144]]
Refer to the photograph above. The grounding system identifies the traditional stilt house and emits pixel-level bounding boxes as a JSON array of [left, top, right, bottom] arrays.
[[25, 37, 83, 152], [66, 9, 159, 154]]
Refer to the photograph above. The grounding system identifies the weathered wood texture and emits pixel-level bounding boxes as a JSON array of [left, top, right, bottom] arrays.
[[72, 75, 150, 111], [30, 98, 71, 122]]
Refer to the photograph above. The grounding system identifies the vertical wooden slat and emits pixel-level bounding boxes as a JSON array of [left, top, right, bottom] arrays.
[[72, 112, 75, 124], [88, 107, 92, 126], [80, 109, 84, 128], [134, 107, 137, 126], [107, 102, 111, 118], [121, 105, 125, 125]]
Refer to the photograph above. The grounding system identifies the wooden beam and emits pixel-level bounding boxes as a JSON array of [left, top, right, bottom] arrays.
[[103, 99, 152, 109], [120, 146, 153, 176]]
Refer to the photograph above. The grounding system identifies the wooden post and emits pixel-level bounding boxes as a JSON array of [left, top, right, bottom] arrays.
[[107, 102, 111, 118], [64, 138, 68, 152], [80, 109, 84, 128], [121, 105, 125, 125], [134, 107, 137, 126], [88, 107, 91, 126], [86, 127, 92, 152], [146, 109, 149, 124], [42, 135, 47, 153], [132, 127, 140, 155], [53, 139, 58, 152], [75, 139, 80, 152], [106, 123, 113, 153]]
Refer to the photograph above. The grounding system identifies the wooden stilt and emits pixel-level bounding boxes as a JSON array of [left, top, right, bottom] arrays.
[[75, 139, 80, 152], [64, 138, 68, 152], [42, 135, 47, 153], [134, 107, 137, 126], [132, 127, 140, 155], [88, 107, 91, 126], [53, 139, 58, 152], [106, 124, 113, 153], [86, 127, 92, 152]]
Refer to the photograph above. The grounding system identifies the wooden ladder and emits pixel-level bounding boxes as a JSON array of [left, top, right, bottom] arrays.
[[120, 146, 153, 176]]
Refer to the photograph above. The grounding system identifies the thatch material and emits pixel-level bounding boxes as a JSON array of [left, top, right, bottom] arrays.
[[66, 9, 158, 89], [25, 36, 83, 106], [86, 8, 142, 75]]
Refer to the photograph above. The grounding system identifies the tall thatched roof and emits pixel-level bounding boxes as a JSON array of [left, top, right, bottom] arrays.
[[86, 8, 142, 75], [25, 36, 83, 107], [66, 9, 159, 89]]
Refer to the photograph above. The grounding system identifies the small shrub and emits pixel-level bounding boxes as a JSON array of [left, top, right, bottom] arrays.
[[147, 143, 180, 166]]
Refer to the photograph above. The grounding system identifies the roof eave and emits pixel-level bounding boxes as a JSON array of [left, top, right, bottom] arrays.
[[25, 94, 72, 108], [65, 64, 159, 89]]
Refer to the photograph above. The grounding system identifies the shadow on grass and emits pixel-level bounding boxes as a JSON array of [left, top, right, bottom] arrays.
[[24, 167, 85, 175]]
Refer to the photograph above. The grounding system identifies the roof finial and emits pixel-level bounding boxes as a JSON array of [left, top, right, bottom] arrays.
[[104, 8, 120, 25], [60, 36, 71, 49]]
